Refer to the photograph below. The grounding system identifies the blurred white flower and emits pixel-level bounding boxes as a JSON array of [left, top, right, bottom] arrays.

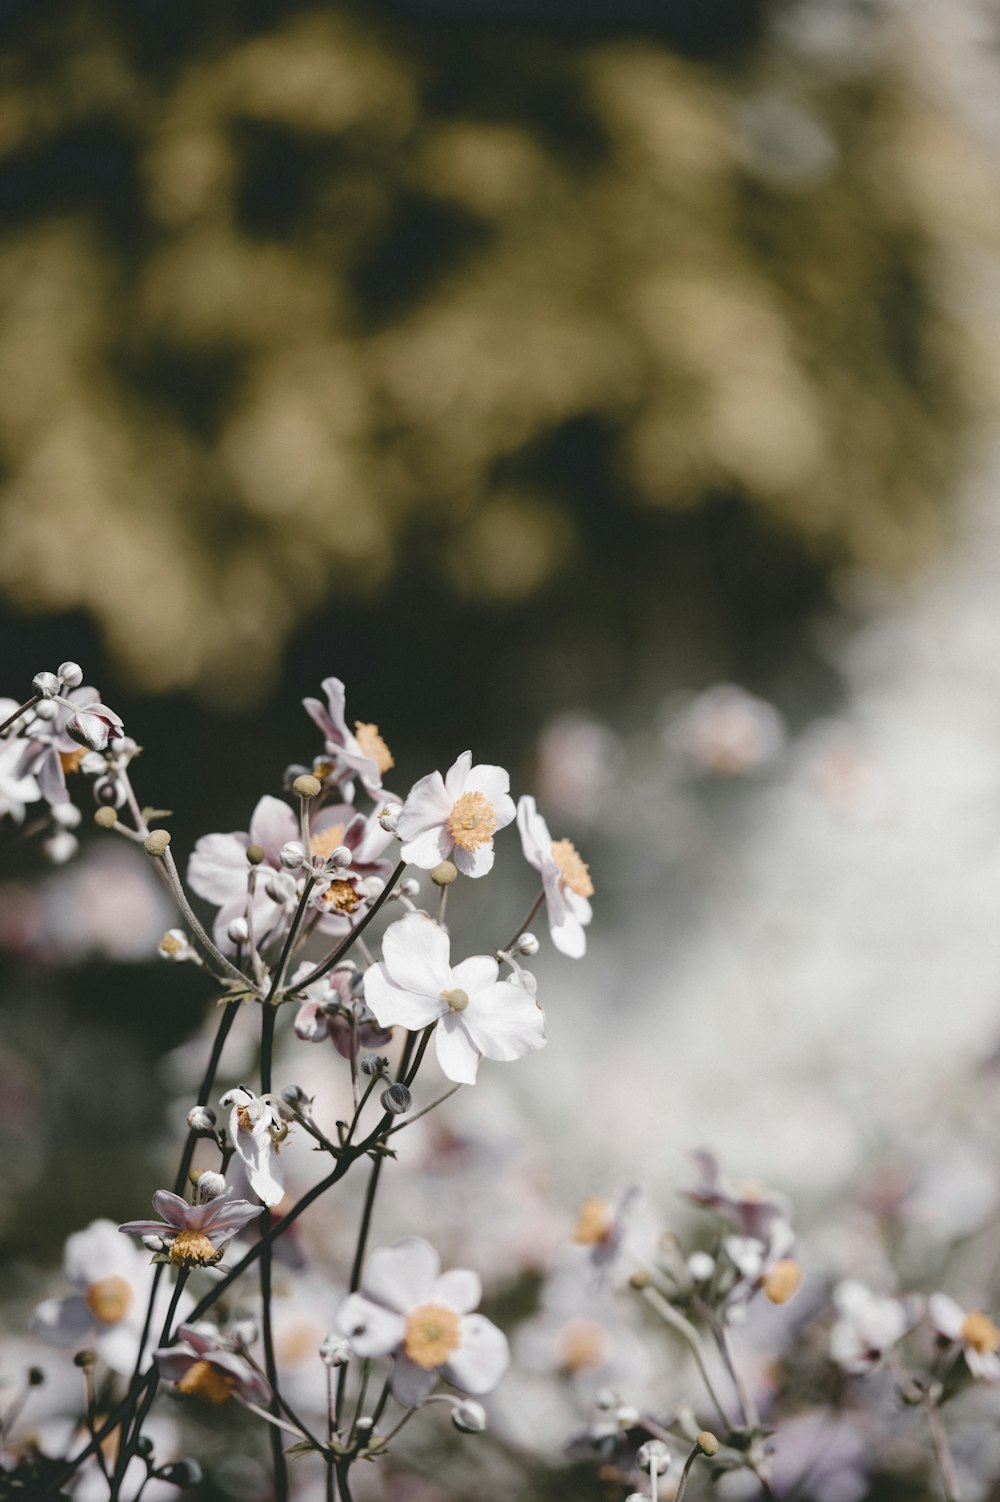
[[928, 1293, 1000, 1381], [666, 684, 785, 777], [517, 795, 593, 958]]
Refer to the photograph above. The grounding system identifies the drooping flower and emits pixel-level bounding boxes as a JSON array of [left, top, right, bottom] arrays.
[[64, 702, 124, 753], [31, 1220, 188, 1374], [396, 752, 516, 878], [829, 1281, 918, 1374], [9, 685, 109, 806], [303, 677, 394, 796], [154, 1323, 271, 1405], [516, 796, 593, 958], [119, 1189, 260, 1267], [363, 913, 546, 1084], [220, 1087, 288, 1207], [335, 1237, 509, 1405], [928, 1293, 1000, 1381], [290, 960, 393, 1058]]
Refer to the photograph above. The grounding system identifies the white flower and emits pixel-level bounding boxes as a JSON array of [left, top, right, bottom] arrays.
[[335, 1236, 509, 1405], [667, 684, 785, 776], [396, 752, 515, 878], [829, 1281, 915, 1374], [219, 1087, 288, 1208], [0, 737, 40, 823], [303, 677, 394, 796], [363, 913, 546, 1084], [928, 1293, 1000, 1381], [516, 796, 593, 958]]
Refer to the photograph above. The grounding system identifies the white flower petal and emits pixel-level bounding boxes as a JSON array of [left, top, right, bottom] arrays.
[[381, 913, 452, 995], [462, 764, 511, 808], [396, 771, 451, 839], [187, 832, 249, 905], [928, 1293, 965, 1341], [249, 796, 298, 864], [461, 983, 546, 1063], [443, 1314, 509, 1394], [433, 1268, 482, 1315], [449, 955, 499, 994], [335, 1293, 406, 1357], [364, 965, 446, 1031], [516, 795, 550, 869], [436, 1017, 482, 1084], [443, 752, 474, 799], [31, 1295, 94, 1348], [549, 906, 587, 959], [364, 1238, 440, 1310], [65, 1219, 138, 1287], [399, 824, 453, 869], [452, 843, 495, 878], [390, 1353, 438, 1406]]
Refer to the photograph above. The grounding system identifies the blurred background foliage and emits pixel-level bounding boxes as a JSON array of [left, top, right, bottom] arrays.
[[0, 0, 992, 703]]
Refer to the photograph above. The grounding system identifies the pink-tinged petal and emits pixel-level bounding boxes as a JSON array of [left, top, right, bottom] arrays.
[[443, 1314, 509, 1394], [432, 1268, 482, 1315], [249, 796, 297, 864], [187, 833, 250, 905], [452, 843, 495, 878], [399, 824, 453, 869], [294, 999, 329, 1042], [461, 983, 546, 1063], [151, 1191, 193, 1229], [516, 795, 550, 869], [435, 1017, 481, 1084], [154, 1346, 198, 1382], [364, 966, 445, 1031], [928, 1293, 965, 1341], [304, 678, 349, 742], [175, 1324, 216, 1355], [65, 1219, 138, 1286], [336, 1292, 406, 1356], [314, 803, 355, 835], [31, 1295, 94, 1348], [119, 1219, 173, 1238], [390, 1353, 438, 1406], [396, 771, 451, 839], [449, 955, 499, 995], [381, 913, 452, 995], [203, 1197, 261, 1236], [364, 1237, 440, 1311], [443, 751, 474, 799]]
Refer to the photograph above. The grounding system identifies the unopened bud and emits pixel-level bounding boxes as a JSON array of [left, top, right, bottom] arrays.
[[32, 671, 60, 698], [380, 1082, 411, 1115], [363, 876, 385, 899], [319, 1333, 352, 1367], [360, 1053, 388, 1077], [280, 840, 306, 869], [616, 1404, 640, 1427], [687, 1252, 716, 1282], [293, 774, 322, 799], [697, 1431, 719, 1457], [231, 1320, 258, 1348], [58, 661, 84, 688], [196, 1170, 227, 1201], [246, 843, 266, 865], [451, 1398, 487, 1433], [52, 801, 82, 829], [34, 698, 57, 721], [594, 1388, 618, 1413], [398, 877, 420, 898], [94, 778, 122, 807], [517, 932, 540, 957], [94, 806, 118, 829], [377, 804, 400, 834], [281, 1084, 313, 1107], [226, 916, 250, 946], [186, 1105, 217, 1133], [142, 1234, 166, 1252], [144, 829, 171, 857], [134, 1435, 155, 1459], [265, 871, 297, 903], [73, 1350, 96, 1369], [329, 844, 352, 869], [44, 832, 78, 864], [430, 860, 457, 886], [637, 1440, 671, 1474], [628, 1269, 652, 1291]]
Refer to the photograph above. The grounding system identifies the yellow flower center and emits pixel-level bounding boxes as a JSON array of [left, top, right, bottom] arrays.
[[84, 1276, 133, 1325], [355, 722, 395, 775], [168, 1230, 223, 1268], [574, 1197, 614, 1246], [158, 932, 186, 957], [175, 1359, 235, 1404], [323, 878, 361, 912], [557, 1318, 609, 1373], [446, 791, 497, 851], [550, 839, 594, 898], [309, 824, 346, 861], [762, 1258, 803, 1306], [403, 1302, 462, 1370], [443, 988, 469, 1012], [962, 1311, 1000, 1354], [59, 749, 87, 774]]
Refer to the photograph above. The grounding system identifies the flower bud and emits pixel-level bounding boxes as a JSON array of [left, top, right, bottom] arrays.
[[380, 1083, 411, 1115], [196, 1170, 227, 1201], [27, 1366, 45, 1387], [44, 832, 78, 864], [52, 801, 82, 829], [281, 1084, 313, 1107], [66, 705, 124, 752], [231, 1319, 258, 1348], [94, 777, 123, 807], [226, 916, 250, 946], [33, 698, 57, 721], [637, 1440, 671, 1474], [329, 844, 352, 869], [360, 1053, 388, 1077], [32, 671, 59, 698], [697, 1432, 719, 1457], [517, 932, 540, 957], [144, 829, 171, 857], [399, 877, 420, 898], [616, 1404, 640, 1427], [377, 804, 400, 834], [186, 1104, 217, 1133], [320, 1333, 352, 1367], [58, 661, 84, 688], [280, 841, 306, 870], [293, 774, 322, 799], [363, 876, 385, 899], [142, 1234, 166, 1252], [451, 1399, 487, 1433], [687, 1252, 716, 1282], [246, 843, 266, 865], [628, 1269, 652, 1291], [594, 1388, 618, 1413], [265, 871, 297, 903], [73, 1350, 96, 1368], [134, 1435, 154, 1459], [159, 1460, 203, 1488], [430, 859, 457, 886]]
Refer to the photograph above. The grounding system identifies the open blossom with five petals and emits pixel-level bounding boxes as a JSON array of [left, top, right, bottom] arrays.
[[396, 752, 515, 878], [335, 1237, 509, 1405], [516, 796, 593, 958], [220, 1087, 288, 1207], [154, 1322, 272, 1406], [303, 677, 394, 797], [363, 912, 546, 1084], [119, 1189, 260, 1267], [928, 1293, 1000, 1381]]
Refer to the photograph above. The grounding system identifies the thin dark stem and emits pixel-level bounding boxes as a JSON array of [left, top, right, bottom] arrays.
[[335, 1460, 355, 1502], [287, 862, 406, 995], [113, 1272, 189, 1494], [336, 1155, 386, 1426], [369, 1377, 391, 1430], [403, 1024, 436, 1088], [0, 694, 39, 736], [266, 875, 316, 1002], [258, 1004, 288, 1502], [501, 888, 545, 955]]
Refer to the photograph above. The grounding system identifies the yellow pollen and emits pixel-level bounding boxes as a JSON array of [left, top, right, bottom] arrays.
[[557, 1318, 609, 1373], [236, 1105, 254, 1131], [309, 824, 346, 861], [762, 1259, 803, 1306], [962, 1311, 1000, 1354], [446, 791, 497, 851], [84, 1276, 133, 1325], [550, 839, 594, 898], [403, 1302, 461, 1370], [574, 1197, 614, 1246], [323, 878, 361, 912], [59, 749, 87, 774], [168, 1230, 222, 1268], [443, 988, 469, 1012], [355, 722, 395, 775], [158, 932, 185, 957], [175, 1359, 235, 1404]]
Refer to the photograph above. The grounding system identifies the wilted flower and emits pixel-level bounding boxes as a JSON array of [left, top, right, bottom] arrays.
[[363, 912, 546, 1084], [154, 1323, 271, 1405], [396, 751, 516, 878], [335, 1236, 509, 1405], [219, 1087, 288, 1207], [516, 795, 594, 958], [928, 1293, 1000, 1380], [119, 1189, 259, 1267]]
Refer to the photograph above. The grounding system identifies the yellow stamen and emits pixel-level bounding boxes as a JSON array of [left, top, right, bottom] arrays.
[[309, 824, 346, 861], [762, 1259, 802, 1306], [443, 988, 469, 1012], [175, 1359, 235, 1404], [355, 722, 395, 775], [962, 1311, 1000, 1354], [403, 1302, 461, 1370], [59, 749, 87, 774], [168, 1230, 223, 1268], [557, 1318, 609, 1373], [574, 1197, 614, 1246], [446, 791, 497, 852], [158, 932, 186, 958], [323, 878, 361, 912], [84, 1276, 133, 1325], [550, 839, 594, 898]]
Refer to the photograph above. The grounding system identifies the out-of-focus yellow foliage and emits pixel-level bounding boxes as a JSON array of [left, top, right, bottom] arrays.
[[0, 3, 991, 697]]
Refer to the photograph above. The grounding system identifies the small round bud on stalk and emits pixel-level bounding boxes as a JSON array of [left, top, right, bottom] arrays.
[[32, 671, 60, 698], [697, 1432, 719, 1457], [186, 1104, 217, 1133], [360, 1053, 388, 1077], [160, 929, 191, 961], [329, 844, 352, 869], [517, 932, 540, 957], [159, 1460, 203, 1488], [134, 1436, 155, 1459], [399, 877, 420, 898], [265, 871, 297, 904], [319, 1333, 352, 1367], [616, 1404, 640, 1427], [94, 806, 118, 829], [27, 1367, 45, 1387], [52, 802, 82, 829], [246, 843, 265, 865], [354, 1417, 373, 1435], [363, 876, 385, 899], [73, 1350, 96, 1369], [377, 804, 400, 834], [292, 774, 322, 799], [226, 916, 250, 946], [144, 829, 171, 857], [81, 751, 106, 775], [231, 1320, 259, 1348], [195, 1170, 227, 1201], [142, 1235, 166, 1252], [687, 1252, 716, 1282], [58, 662, 84, 688], [637, 1440, 671, 1474], [44, 832, 78, 864], [280, 840, 306, 869], [281, 1084, 313, 1107], [629, 1269, 652, 1291], [452, 1399, 487, 1434], [381, 1082, 411, 1115], [94, 778, 122, 807], [430, 860, 457, 886], [34, 698, 57, 721]]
